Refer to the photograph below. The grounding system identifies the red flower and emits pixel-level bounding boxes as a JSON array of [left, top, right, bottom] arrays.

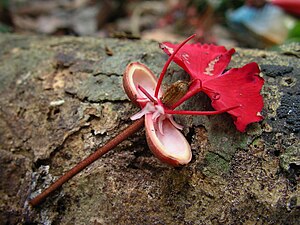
[[160, 42, 264, 132], [123, 35, 258, 166]]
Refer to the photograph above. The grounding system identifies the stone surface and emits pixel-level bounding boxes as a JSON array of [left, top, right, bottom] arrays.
[[0, 34, 299, 224]]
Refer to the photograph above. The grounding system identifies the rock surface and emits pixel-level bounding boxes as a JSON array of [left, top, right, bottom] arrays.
[[0, 34, 299, 224]]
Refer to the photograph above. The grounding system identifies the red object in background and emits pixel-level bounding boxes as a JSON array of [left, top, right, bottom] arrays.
[[270, 0, 300, 16]]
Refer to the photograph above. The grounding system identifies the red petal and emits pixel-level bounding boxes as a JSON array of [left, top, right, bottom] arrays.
[[161, 42, 264, 132], [160, 42, 235, 81], [203, 62, 264, 132]]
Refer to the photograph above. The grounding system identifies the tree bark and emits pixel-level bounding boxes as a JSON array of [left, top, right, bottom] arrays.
[[0, 34, 299, 224]]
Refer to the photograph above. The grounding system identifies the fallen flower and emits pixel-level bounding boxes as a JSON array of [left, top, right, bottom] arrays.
[[123, 34, 249, 166]]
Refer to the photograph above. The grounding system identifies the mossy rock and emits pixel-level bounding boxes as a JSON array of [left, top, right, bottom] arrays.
[[0, 34, 299, 224]]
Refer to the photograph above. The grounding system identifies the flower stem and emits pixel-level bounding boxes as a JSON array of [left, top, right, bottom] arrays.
[[29, 117, 144, 207], [154, 34, 196, 98], [138, 85, 157, 103], [165, 105, 240, 115], [170, 83, 202, 109]]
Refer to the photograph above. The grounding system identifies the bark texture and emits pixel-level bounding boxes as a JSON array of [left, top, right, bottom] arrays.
[[0, 34, 299, 224]]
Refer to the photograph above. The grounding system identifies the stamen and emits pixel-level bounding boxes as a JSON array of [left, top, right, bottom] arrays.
[[152, 105, 165, 121], [165, 105, 240, 116], [130, 102, 156, 120], [158, 116, 165, 135], [138, 85, 157, 103], [167, 115, 183, 130], [155, 34, 196, 98]]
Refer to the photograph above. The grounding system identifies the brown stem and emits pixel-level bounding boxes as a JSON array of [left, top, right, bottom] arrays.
[[29, 117, 144, 207]]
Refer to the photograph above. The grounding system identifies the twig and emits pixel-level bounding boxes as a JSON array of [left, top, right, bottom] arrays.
[[29, 117, 144, 207]]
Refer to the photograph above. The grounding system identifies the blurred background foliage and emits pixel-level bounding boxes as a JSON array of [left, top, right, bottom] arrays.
[[0, 0, 299, 48]]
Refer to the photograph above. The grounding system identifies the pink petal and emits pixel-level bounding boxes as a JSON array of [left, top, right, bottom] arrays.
[[145, 114, 192, 166], [124, 62, 192, 165], [123, 62, 162, 107]]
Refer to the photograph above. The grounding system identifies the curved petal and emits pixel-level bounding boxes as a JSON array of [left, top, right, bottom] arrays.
[[145, 114, 192, 166], [123, 62, 162, 107], [124, 62, 192, 166]]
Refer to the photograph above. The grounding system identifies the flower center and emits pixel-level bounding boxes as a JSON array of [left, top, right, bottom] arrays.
[[130, 84, 184, 134]]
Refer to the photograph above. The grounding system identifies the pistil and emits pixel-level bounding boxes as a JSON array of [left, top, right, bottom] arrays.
[[154, 34, 196, 98]]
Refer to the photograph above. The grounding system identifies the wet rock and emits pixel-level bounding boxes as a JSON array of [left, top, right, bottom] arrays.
[[260, 64, 293, 77], [277, 91, 300, 133]]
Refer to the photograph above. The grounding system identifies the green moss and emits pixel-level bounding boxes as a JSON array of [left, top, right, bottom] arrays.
[[280, 145, 300, 172], [77, 74, 126, 102], [0, 35, 54, 91], [207, 115, 249, 157], [203, 152, 230, 176]]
